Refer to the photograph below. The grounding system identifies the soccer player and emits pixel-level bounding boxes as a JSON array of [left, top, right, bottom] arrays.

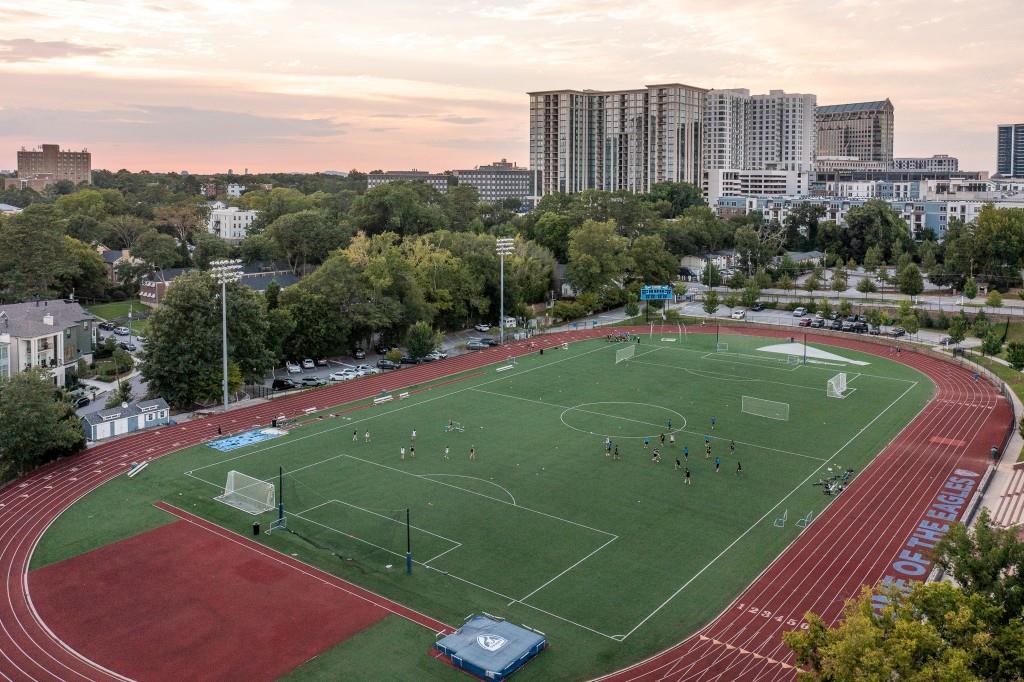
[[400, 446, 406, 460], [448, 418, 453, 431], [411, 429, 417, 441], [683, 467, 692, 485], [613, 444, 620, 460], [469, 446, 477, 461], [705, 442, 712, 459], [683, 445, 689, 462], [669, 433, 676, 446], [660, 433, 666, 445], [651, 448, 661, 463], [444, 446, 450, 460], [352, 430, 358, 442], [704, 434, 710, 445], [410, 446, 416, 458], [714, 456, 721, 473], [730, 439, 736, 455], [711, 416, 716, 430], [364, 430, 371, 443], [644, 436, 650, 449], [667, 418, 672, 430], [605, 440, 612, 457], [674, 457, 681, 470], [735, 461, 742, 477]]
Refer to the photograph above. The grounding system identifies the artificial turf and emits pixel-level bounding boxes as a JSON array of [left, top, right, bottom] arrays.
[[32, 332, 931, 680]]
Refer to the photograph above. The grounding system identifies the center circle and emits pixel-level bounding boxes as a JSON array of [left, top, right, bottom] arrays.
[[559, 402, 687, 440]]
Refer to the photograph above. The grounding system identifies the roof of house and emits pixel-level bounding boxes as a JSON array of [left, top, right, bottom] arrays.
[[142, 267, 190, 284], [783, 250, 824, 262], [816, 100, 892, 115], [241, 273, 299, 292], [241, 260, 291, 275], [0, 203, 22, 213], [101, 250, 123, 264], [0, 299, 94, 338], [81, 398, 170, 427]]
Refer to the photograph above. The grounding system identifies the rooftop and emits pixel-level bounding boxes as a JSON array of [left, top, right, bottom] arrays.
[[817, 100, 893, 114], [0, 299, 93, 338], [81, 398, 169, 427]]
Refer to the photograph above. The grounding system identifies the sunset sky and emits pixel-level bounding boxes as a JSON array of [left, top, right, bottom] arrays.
[[0, 0, 1020, 175]]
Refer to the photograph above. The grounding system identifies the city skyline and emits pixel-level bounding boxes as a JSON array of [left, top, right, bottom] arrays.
[[0, 0, 1020, 174]]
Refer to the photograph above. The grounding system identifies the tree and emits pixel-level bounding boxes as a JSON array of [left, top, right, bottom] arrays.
[[702, 290, 719, 316], [264, 279, 281, 310], [141, 272, 275, 408], [830, 267, 848, 292], [703, 262, 722, 288], [629, 234, 677, 285], [102, 215, 149, 250], [648, 182, 704, 217], [862, 244, 883, 273], [898, 300, 920, 335], [856, 277, 877, 296], [673, 282, 688, 299], [816, 298, 832, 318], [919, 241, 937, 272], [406, 320, 440, 359], [104, 379, 134, 408], [786, 509, 1024, 682], [0, 204, 77, 301], [947, 314, 968, 347], [566, 219, 631, 294], [152, 202, 206, 243], [727, 269, 747, 290], [804, 271, 821, 293], [348, 182, 448, 237], [266, 209, 352, 274], [742, 279, 761, 308], [778, 273, 794, 293], [1007, 342, 1024, 370], [964, 277, 978, 300], [191, 232, 229, 269], [0, 369, 85, 477], [981, 332, 1003, 357], [897, 263, 924, 296], [134, 230, 179, 274], [783, 203, 825, 250], [525, 212, 575, 262], [986, 290, 1003, 309], [838, 299, 852, 317], [723, 293, 740, 310], [843, 200, 913, 264]]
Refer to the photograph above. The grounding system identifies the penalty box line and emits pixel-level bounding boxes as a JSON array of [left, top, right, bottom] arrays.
[[617, 378, 920, 641]]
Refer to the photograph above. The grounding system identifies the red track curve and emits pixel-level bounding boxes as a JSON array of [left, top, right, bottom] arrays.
[[0, 328, 1009, 681]]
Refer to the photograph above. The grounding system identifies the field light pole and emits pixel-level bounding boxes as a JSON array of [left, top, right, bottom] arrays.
[[496, 238, 515, 345], [211, 259, 243, 412]]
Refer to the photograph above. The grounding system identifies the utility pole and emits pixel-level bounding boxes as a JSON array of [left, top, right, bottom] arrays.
[[495, 238, 515, 345], [210, 259, 243, 412]]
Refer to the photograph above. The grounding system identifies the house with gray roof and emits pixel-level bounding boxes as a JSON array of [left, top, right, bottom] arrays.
[[0, 299, 96, 386], [81, 398, 170, 441]]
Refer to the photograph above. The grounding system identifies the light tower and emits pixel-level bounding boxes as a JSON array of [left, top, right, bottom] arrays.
[[495, 237, 515, 345], [210, 259, 243, 412]]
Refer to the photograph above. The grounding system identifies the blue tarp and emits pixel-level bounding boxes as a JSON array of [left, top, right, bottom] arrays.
[[434, 614, 546, 681]]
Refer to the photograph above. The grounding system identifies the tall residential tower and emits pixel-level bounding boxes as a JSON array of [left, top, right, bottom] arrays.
[[997, 124, 1024, 178]]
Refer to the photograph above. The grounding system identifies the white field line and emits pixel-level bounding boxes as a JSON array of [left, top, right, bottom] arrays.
[[632, 359, 819, 392], [509, 533, 619, 607], [618, 379, 919, 640], [419, 473, 516, 506]]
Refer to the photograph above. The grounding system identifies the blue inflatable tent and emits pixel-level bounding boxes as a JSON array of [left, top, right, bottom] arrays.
[[434, 614, 547, 680]]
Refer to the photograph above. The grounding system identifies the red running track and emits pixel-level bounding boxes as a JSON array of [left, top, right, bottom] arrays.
[[0, 328, 1009, 681]]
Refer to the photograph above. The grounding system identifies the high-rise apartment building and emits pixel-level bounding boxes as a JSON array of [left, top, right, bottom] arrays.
[[5, 144, 92, 190], [528, 83, 705, 196], [815, 100, 894, 168], [997, 124, 1024, 178]]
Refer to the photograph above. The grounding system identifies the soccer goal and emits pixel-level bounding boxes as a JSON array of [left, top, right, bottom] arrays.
[[827, 372, 848, 399], [742, 395, 790, 421], [716, 342, 729, 352], [615, 344, 636, 364], [214, 470, 275, 515], [787, 354, 802, 366]]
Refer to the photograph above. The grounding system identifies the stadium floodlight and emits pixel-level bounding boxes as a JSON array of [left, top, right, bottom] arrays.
[[210, 259, 243, 412], [495, 238, 515, 345]]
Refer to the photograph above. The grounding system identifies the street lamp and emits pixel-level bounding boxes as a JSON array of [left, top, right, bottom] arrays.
[[495, 238, 515, 345], [210, 259, 243, 412]]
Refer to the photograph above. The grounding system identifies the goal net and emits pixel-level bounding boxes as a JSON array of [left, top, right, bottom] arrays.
[[615, 344, 636, 364], [742, 395, 790, 421], [214, 470, 275, 514], [787, 354, 801, 366], [716, 342, 729, 352], [827, 372, 848, 398]]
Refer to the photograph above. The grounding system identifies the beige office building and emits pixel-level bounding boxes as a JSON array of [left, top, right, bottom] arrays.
[[528, 83, 705, 196], [815, 100, 894, 169]]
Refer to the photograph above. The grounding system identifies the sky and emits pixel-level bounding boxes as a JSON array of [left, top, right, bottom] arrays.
[[0, 0, 1020, 175]]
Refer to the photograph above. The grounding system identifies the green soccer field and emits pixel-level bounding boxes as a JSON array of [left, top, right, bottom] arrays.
[[34, 332, 932, 680]]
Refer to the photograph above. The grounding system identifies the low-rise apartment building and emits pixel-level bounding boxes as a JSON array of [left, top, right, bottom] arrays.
[[207, 206, 259, 243], [0, 299, 95, 386]]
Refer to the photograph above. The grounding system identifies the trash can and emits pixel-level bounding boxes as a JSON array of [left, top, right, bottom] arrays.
[[271, 418, 278, 428], [253, 522, 260, 536]]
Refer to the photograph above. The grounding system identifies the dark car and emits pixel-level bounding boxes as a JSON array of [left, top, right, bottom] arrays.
[[119, 341, 138, 352], [377, 358, 400, 370], [852, 322, 869, 333], [352, 347, 366, 360], [98, 321, 115, 331], [479, 337, 499, 346], [272, 378, 300, 391], [840, 321, 855, 332], [798, 317, 812, 327], [300, 376, 327, 387], [400, 355, 419, 365], [751, 303, 765, 312], [375, 342, 392, 355], [889, 327, 906, 338], [810, 318, 825, 328], [830, 319, 843, 330], [315, 358, 329, 367], [466, 340, 488, 350]]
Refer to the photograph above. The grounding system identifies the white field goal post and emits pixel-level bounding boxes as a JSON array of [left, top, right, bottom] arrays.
[[827, 372, 849, 399], [214, 470, 275, 515], [615, 344, 636, 364], [787, 354, 801, 366], [716, 342, 729, 352], [741, 395, 790, 421]]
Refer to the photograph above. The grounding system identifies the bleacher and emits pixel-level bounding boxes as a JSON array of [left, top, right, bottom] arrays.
[[992, 467, 1024, 528]]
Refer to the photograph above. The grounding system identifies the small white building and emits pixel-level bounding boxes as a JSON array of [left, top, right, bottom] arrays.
[[81, 398, 171, 441], [226, 183, 246, 198], [207, 206, 258, 243]]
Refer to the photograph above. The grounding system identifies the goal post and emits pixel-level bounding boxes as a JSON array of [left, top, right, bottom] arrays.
[[214, 470, 275, 515], [716, 342, 729, 352], [615, 344, 636, 364], [741, 395, 790, 421], [787, 354, 801, 366], [827, 372, 848, 399]]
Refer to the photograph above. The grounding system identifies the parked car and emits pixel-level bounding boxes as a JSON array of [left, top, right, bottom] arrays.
[[315, 358, 329, 367], [302, 358, 315, 369], [830, 319, 843, 331], [374, 342, 392, 355], [300, 376, 327, 387], [329, 370, 357, 382], [810, 318, 825, 328], [354, 364, 381, 376], [400, 355, 419, 365], [272, 378, 299, 391], [751, 303, 765, 312], [425, 350, 447, 361], [798, 317, 812, 327], [793, 307, 807, 317], [474, 323, 491, 332], [113, 326, 130, 336], [119, 341, 138, 352], [376, 358, 400, 370], [466, 340, 488, 350], [479, 337, 499, 346], [134, 335, 146, 343], [868, 324, 881, 335], [352, 347, 366, 360], [840, 321, 854, 332], [853, 322, 869, 333], [939, 336, 954, 346], [67, 393, 90, 408], [99, 321, 115, 331], [731, 309, 746, 320], [285, 361, 301, 373], [890, 327, 907, 338]]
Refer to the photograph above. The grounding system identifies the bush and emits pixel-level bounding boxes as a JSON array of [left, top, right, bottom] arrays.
[[110, 289, 128, 302], [1007, 342, 1024, 371], [935, 310, 950, 330], [552, 300, 585, 322]]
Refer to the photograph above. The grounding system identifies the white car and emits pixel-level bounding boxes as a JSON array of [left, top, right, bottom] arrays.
[[474, 323, 491, 332], [731, 309, 746, 320], [793, 307, 807, 317], [302, 358, 315, 369], [329, 370, 357, 382], [354, 364, 381, 376], [285, 361, 301, 374]]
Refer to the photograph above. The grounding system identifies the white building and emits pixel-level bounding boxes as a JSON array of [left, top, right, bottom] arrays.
[[226, 183, 246, 198], [207, 206, 258, 243], [705, 169, 807, 203], [366, 170, 451, 193]]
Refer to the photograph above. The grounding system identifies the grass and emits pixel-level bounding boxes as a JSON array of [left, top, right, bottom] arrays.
[[32, 333, 930, 680], [84, 299, 151, 321]]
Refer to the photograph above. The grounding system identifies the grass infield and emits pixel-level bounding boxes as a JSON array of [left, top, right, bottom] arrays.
[[33, 331, 930, 680]]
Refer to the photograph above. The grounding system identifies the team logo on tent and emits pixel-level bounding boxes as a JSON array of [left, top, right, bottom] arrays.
[[476, 634, 508, 652]]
